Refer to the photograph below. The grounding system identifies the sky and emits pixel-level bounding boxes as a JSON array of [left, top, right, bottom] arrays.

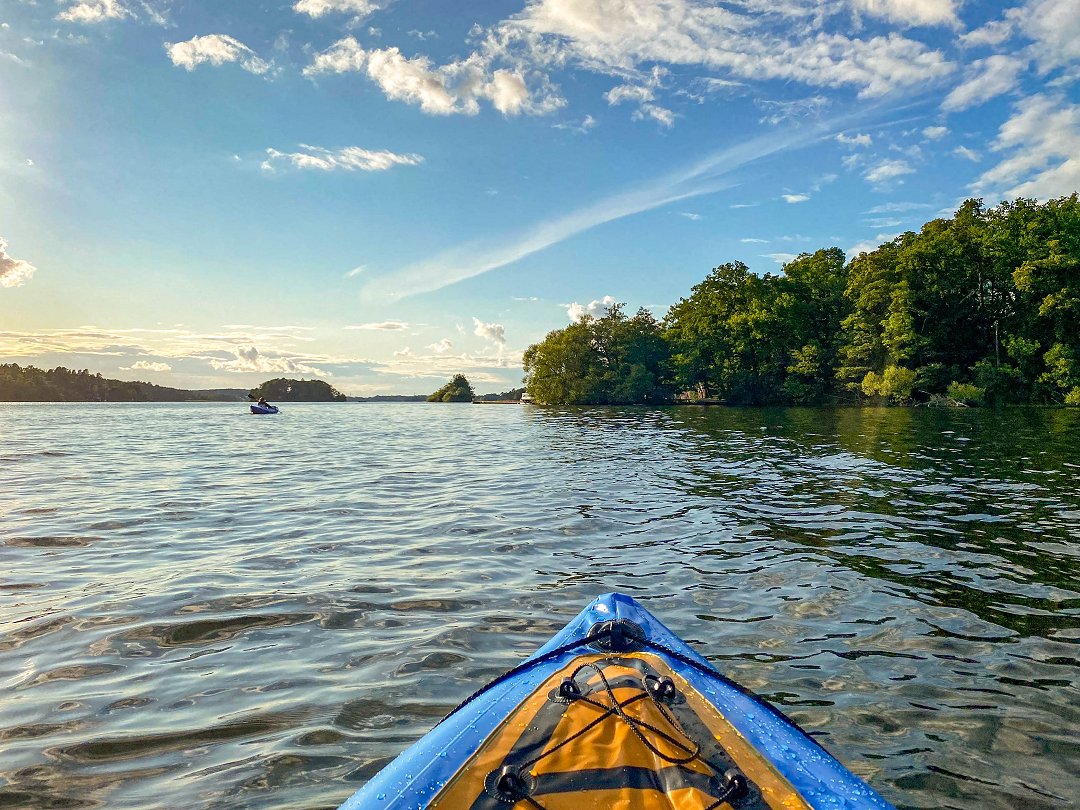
[[1, 0, 1077, 395]]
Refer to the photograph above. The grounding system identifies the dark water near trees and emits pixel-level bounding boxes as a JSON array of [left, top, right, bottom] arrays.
[[1, 403, 1077, 809]]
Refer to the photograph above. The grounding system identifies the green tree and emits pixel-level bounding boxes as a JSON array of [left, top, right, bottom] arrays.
[[252, 378, 346, 401], [523, 305, 671, 405], [664, 262, 780, 404], [427, 374, 475, 402]]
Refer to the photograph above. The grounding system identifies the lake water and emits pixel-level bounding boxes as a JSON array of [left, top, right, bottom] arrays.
[[1, 402, 1078, 810]]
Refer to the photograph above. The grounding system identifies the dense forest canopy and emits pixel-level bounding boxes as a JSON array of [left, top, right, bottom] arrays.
[[251, 378, 346, 401], [0, 364, 240, 402], [524, 196, 1080, 407], [523, 306, 671, 405], [427, 374, 475, 402]]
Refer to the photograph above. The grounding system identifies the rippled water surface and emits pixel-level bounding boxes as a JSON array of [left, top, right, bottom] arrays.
[[2, 402, 1078, 810]]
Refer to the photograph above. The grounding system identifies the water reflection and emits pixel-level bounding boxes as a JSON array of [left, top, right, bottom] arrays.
[[0, 402, 1077, 810]]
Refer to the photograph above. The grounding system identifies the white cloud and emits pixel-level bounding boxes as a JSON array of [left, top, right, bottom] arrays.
[[567, 296, 616, 322], [305, 38, 563, 116], [57, 0, 132, 23], [941, 54, 1025, 111], [346, 320, 409, 330], [0, 237, 36, 288], [121, 360, 172, 372], [782, 193, 810, 203], [604, 67, 673, 126], [606, 84, 655, 106], [552, 114, 597, 133], [1017, 0, 1080, 75], [427, 338, 453, 353], [850, 0, 959, 28], [764, 252, 798, 265], [497, 0, 955, 99], [294, 0, 380, 19], [836, 132, 872, 147], [472, 317, 506, 346], [374, 348, 522, 384], [848, 230, 902, 257], [973, 93, 1080, 199], [166, 35, 270, 74], [740, 237, 768, 243], [634, 103, 675, 127], [262, 144, 423, 173], [679, 212, 702, 220], [959, 19, 1014, 48], [923, 125, 949, 139], [953, 145, 980, 162], [865, 158, 914, 184], [209, 345, 326, 376], [305, 36, 367, 74]]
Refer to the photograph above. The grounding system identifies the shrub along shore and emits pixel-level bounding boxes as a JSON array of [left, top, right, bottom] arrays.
[[524, 196, 1080, 407]]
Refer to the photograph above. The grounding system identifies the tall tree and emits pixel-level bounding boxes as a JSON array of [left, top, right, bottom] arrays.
[[523, 305, 671, 405]]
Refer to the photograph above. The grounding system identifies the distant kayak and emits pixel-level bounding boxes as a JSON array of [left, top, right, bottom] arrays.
[[338, 592, 895, 809], [250, 404, 279, 414]]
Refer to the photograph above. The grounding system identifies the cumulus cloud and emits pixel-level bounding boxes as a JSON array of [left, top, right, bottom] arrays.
[[680, 212, 702, 220], [973, 93, 1080, 199], [472, 317, 506, 346], [782, 193, 810, 203], [941, 55, 1025, 111], [166, 35, 270, 74], [57, 0, 132, 23], [764, 252, 798, 265], [346, 320, 409, 330], [567, 296, 616, 322], [923, 125, 949, 139], [953, 145, 980, 162], [427, 338, 453, 353], [261, 144, 423, 173], [294, 0, 380, 19], [209, 345, 326, 376], [121, 360, 172, 372], [836, 132, 872, 146], [850, 0, 959, 28], [865, 158, 914, 184], [0, 237, 36, 288], [305, 38, 563, 116]]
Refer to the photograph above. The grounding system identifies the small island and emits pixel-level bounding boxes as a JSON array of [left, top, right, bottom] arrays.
[[250, 378, 346, 402], [427, 374, 475, 402]]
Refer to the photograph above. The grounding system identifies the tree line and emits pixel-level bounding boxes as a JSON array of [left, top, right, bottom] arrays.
[[524, 196, 1080, 407], [0, 364, 239, 402]]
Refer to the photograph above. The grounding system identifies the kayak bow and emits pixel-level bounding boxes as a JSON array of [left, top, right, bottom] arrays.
[[337, 592, 895, 809]]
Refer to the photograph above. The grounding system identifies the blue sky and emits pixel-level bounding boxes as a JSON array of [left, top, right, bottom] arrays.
[[1, 0, 1077, 394]]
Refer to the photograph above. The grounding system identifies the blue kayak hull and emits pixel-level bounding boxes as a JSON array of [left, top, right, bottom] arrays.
[[250, 404, 278, 414], [337, 592, 895, 809]]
